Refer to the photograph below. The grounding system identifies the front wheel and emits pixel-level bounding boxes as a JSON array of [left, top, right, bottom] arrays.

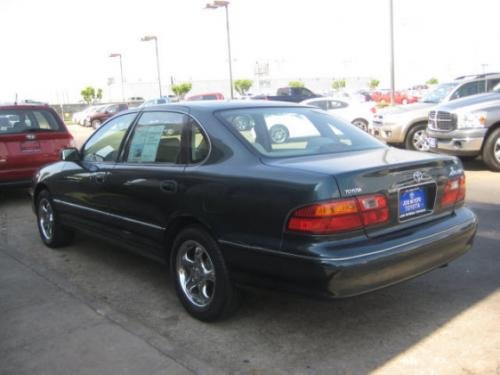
[[351, 118, 369, 132], [482, 128, 500, 171], [405, 123, 429, 151], [171, 226, 238, 321], [36, 190, 74, 248], [91, 119, 102, 129]]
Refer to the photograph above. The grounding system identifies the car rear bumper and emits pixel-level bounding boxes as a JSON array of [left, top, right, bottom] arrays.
[[0, 179, 32, 188], [221, 207, 477, 298]]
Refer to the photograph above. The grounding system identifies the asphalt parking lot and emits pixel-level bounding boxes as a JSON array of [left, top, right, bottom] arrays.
[[1, 124, 499, 374]]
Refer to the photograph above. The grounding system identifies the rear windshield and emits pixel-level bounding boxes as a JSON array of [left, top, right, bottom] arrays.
[[217, 107, 384, 158], [0, 109, 62, 134]]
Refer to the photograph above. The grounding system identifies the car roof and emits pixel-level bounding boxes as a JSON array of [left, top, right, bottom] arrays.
[[134, 100, 305, 113]]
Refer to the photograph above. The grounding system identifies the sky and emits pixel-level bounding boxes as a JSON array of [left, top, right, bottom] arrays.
[[1, 0, 499, 102]]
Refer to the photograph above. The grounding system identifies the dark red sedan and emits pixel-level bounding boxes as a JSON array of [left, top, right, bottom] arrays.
[[0, 104, 74, 188]]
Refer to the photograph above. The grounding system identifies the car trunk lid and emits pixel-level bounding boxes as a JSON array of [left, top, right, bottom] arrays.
[[264, 147, 462, 237]]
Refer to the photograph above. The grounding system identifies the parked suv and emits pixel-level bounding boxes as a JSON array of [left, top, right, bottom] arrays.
[[427, 88, 500, 171], [0, 104, 74, 187], [85, 103, 128, 129], [372, 73, 500, 151]]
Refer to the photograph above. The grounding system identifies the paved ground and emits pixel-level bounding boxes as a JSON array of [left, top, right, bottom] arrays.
[[0, 124, 499, 374]]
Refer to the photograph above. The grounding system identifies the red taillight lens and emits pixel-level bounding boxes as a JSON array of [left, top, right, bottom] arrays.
[[370, 107, 377, 114], [288, 194, 389, 234], [441, 175, 466, 207]]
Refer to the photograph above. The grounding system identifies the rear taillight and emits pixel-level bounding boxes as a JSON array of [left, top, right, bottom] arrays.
[[370, 107, 377, 114], [440, 175, 466, 207], [288, 194, 389, 234]]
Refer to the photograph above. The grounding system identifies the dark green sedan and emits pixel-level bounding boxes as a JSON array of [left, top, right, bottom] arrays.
[[32, 101, 477, 321]]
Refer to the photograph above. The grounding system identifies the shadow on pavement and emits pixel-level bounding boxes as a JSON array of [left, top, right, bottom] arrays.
[[1, 189, 498, 373]]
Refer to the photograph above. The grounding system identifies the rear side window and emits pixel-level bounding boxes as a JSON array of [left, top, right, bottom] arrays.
[[0, 109, 61, 134], [126, 112, 186, 164], [218, 107, 384, 158]]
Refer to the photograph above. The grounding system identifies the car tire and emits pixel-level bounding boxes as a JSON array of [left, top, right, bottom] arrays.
[[269, 124, 289, 144], [36, 190, 74, 248], [171, 225, 238, 321], [351, 118, 369, 132], [91, 119, 102, 129], [482, 128, 500, 171], [405, 123, 429, 152]]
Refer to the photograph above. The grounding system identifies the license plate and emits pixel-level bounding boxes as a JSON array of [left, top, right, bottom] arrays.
[[427, 137, 436, 148], [399, 187, 427, 219]]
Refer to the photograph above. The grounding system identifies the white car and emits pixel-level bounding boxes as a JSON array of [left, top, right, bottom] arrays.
[[302, 97, 376, 132], [72, 105, 104, 126], [139, 97, 170, 108]]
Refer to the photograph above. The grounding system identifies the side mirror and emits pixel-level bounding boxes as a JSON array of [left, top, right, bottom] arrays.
[[60, 147, 80, 161]]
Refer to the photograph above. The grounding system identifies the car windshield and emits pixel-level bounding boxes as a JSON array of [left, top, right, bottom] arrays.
[[0, 109, 62, 134], [218, 107, 384, 158], [421, 83, 459, 104]]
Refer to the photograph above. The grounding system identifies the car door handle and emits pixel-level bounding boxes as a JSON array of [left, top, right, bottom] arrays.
[[160, 180, 177, 193]]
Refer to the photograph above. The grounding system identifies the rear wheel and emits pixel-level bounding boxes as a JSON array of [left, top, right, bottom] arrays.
[[482, 128, 500, 171], [405, 123, 429, 151], [269, 124, 289, 144], [36, 190, 74, 248], [171, 226, 238, 321]]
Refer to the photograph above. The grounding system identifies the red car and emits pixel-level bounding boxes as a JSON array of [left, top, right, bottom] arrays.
[[186, 92, 224, 101], [0, 104, 74, 187], [370, 90, 418, 105]]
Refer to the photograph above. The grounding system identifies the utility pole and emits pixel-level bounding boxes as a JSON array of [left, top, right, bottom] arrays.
[[389, 0, 396, 106]]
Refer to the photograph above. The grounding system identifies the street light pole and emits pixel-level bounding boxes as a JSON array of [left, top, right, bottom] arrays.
[[389, 0, 396, 106], [141, 35, 162, 97], [205, 1, 234, 99], [109, 53, 125, 101]]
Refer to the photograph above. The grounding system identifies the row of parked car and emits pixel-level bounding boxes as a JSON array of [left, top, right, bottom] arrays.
[[372, 72, 500, 171]]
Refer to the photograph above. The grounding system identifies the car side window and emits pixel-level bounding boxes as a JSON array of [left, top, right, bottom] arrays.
[[487, 78, 500, 90], [82, 113, 136, 162], [450, 81, 481, 100], [309, 100, 328, 111], [328, 100, 347, 110], [126, 111, 186, 164], [188, 119, 209, 163]]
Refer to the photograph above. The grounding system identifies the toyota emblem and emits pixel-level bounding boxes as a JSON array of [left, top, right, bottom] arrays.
[[413, 171, 425, 183]]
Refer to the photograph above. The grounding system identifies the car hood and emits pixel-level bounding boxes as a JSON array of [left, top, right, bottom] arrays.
[[435, 92, 500, 113], [379, 102, 434, 116]]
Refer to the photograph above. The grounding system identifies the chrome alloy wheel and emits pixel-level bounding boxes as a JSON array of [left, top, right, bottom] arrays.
[[38, 198, 54, 241], [495, 137, 500, 163], [412, 129, 430, 151], [176, 240, 216, 308]]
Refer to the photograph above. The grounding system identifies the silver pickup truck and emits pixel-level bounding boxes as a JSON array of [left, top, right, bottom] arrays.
[[373, 73, 500, 151], [427, 90, 500, 171]]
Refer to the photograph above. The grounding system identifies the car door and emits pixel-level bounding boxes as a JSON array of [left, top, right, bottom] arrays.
[[102, 110, 189, 255], [53, 113, 138, 232]]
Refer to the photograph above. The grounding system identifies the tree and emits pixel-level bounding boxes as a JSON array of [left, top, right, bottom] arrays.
[[331, 79, 346, 90], [80, 86, 103, 104], [80, 86, 95, 104], [426, 77, 439, 85], [369, 78, 380, 90], [288, 80, 305, 88], [234, 79, 253, 96], [171, 82, 192, 99]]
